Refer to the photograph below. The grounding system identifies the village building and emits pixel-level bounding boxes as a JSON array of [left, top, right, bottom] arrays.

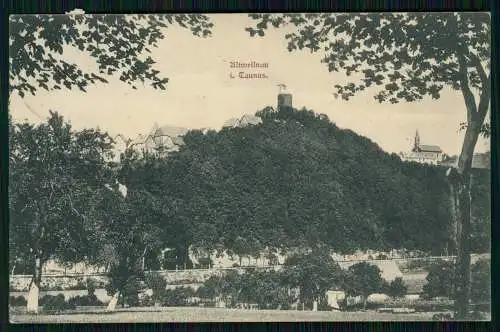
[[399, 130, 490, 170], [113, 123, 188, 159], [399, 130, 444, 165]]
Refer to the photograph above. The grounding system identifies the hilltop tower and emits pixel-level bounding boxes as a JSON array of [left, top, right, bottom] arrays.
[[277, 84, 292, 109]]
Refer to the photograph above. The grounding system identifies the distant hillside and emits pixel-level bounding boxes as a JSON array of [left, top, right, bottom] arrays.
[[122, 106, 490, 264]]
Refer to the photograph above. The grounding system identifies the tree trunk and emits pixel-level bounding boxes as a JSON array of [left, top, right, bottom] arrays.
[[448, 121, 481, 320], [26, 256, 43, 314], [453, 174, 473, 320], [107, 291, 120, 311], [141, 246, 148, 271]]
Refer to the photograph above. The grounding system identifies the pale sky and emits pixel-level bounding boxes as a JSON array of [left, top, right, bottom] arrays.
[[9, 14, 489, 155]]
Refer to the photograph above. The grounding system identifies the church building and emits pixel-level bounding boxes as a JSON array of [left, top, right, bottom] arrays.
[[399, 130, 444, 165]]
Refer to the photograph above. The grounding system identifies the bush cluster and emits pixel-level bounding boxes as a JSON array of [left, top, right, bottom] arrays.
[[40, 294, 75, 312], [9, 296, 27, 307], [67, 295, 104, 307]]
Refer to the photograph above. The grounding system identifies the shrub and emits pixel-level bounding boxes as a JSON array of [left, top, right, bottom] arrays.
[[387, 277, 408, 299], [196, 285, 211, 299], [422, 259, 490, 303], [67, 295, 104, 307], [9, 285, 21, 292], [344, 262, 386, 308], [145, 273, 167, 305], [87, 278, 97, 296], [470, 259, 490, 303], [337, 298, 347, 311], [139, 294, 155, 307], [317, 295, 332, 311], [9, 295, 27, 307], [422, 260, 455, 299], [163, 287, 197, 306], [119, 278, 141, 307], [40, 294, 75, 312]]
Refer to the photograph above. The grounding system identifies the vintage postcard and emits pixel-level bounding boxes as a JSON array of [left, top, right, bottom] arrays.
[[8, 12, 491, 323]]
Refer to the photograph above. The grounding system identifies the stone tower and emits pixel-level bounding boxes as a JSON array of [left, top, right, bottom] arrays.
[[277, 84, 292, 109]]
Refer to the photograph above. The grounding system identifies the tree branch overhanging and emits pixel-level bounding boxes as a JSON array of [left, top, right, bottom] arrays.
[[467, 53, 488, 90], [457, 54, 477, 123], [476, 72, 491, 121]]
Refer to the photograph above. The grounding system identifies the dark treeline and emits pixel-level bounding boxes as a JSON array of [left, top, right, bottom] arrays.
[[118, 106, 490, 266]]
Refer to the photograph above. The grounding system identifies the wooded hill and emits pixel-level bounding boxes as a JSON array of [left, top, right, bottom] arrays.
[[119, 106, 490, 266]]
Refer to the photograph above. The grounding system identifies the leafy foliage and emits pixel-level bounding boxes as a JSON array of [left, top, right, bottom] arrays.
[[239, 270, 295, 309], [40, 294, 76, 312], [9, 296, 27, 307], [9, 14, 213, 96], [423, 259, 490, 303], [344, 262, 385, 301], [470, 170, 491, 253], [246, 14, 490, 319], [9, 107, 490, 283], [125, 106, 483, 258], [386, 277, 408, 299], [283, 248, 343, 307], [162, 287, 197, 306], [96, 151, 175, 301], [9, 111, 117, 274], [197, 270, 242, 302], [198, 269, 294, 309], [67, 294, 104, 307], [246, 13, 490, 104], [145, 272, 167, 304], [422, 260, 456, 299], [470, 259, 490, 303]]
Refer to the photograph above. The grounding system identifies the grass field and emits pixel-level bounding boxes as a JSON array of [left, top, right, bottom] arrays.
[[10, 306, 454, 323]]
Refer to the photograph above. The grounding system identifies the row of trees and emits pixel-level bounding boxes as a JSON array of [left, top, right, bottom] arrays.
[[422, 259, 491, 303], [120, 105, 490, 258], [8, 12, 490, 318], [167, 250, 401, 310], [9, 105, 491, 313], [245, 12, 491, 318], [174, 252, 490, 311]]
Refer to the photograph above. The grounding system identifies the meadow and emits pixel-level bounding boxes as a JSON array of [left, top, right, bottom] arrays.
[[10, 306, 457, 323]]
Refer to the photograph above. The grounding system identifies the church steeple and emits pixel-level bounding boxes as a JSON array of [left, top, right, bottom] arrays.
[[413, 130, 420, 152]]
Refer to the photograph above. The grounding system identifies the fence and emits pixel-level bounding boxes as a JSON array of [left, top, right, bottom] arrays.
[[11, 253, 490, 279]]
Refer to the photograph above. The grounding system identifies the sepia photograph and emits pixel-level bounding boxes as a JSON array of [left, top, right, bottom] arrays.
[[8, 12, 491, 323]]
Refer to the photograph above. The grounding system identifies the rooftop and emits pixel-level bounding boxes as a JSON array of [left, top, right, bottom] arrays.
[[223, 114, 262, 128], [416, 144, 442, 153]]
